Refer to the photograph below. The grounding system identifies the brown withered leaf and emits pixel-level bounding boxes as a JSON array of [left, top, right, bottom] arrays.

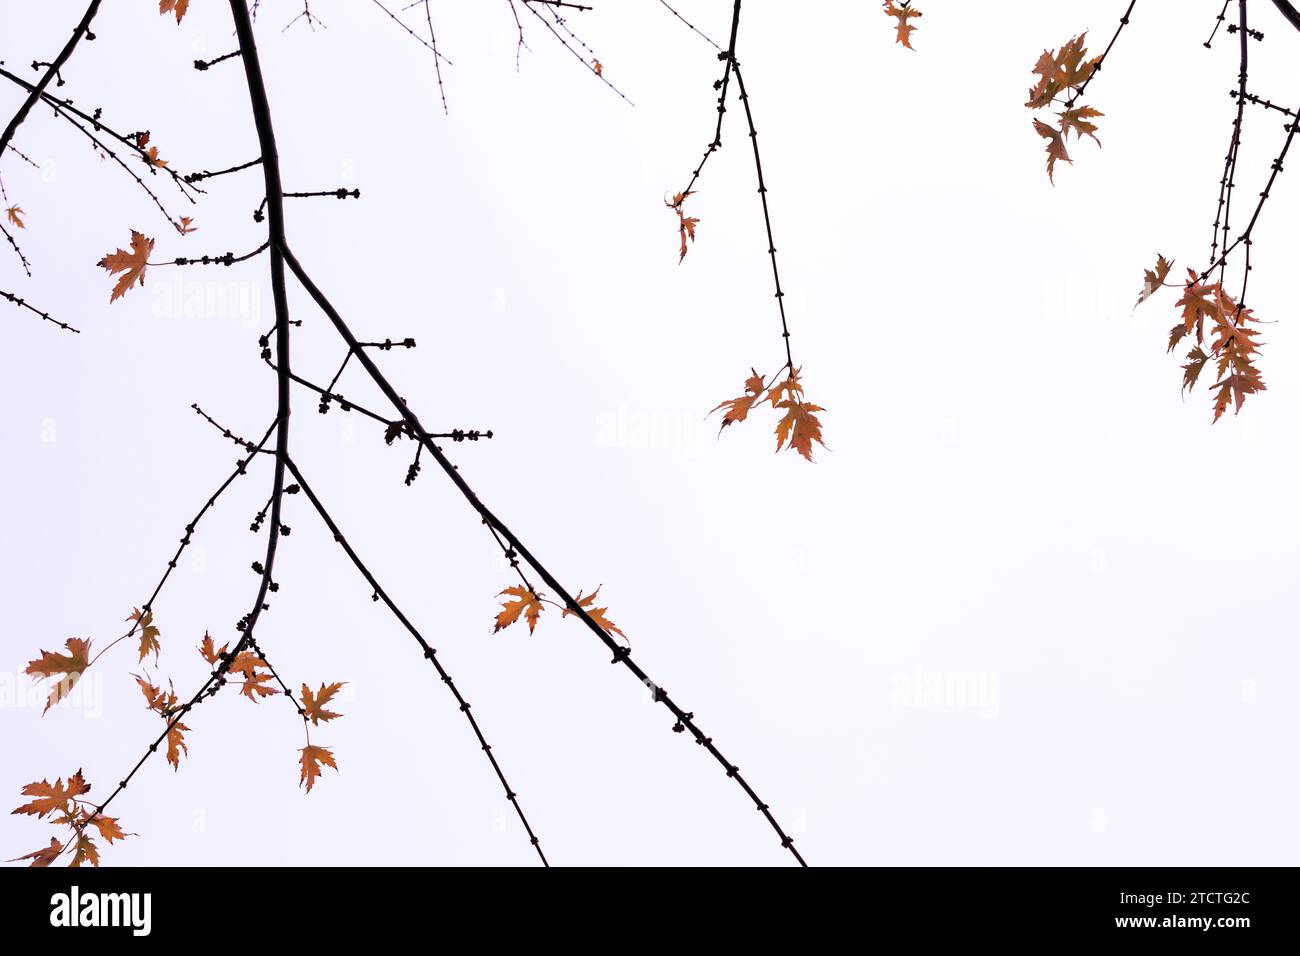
[[1137, 254, 1173, 308], [5, 205, 24, 228], [9, 837, 63, 868], [25, 638, 91, 714], [678, 212, 699, 262], [98, 230, 154, 302], [1026, 33, 1101, 108], [1033, 118, 1070, 184], [882, 1, 922, 50], [1059, 105, 1103, 145]]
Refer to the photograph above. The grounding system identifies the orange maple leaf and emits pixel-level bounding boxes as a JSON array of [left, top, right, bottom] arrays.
[[494, 585, 544, 634], [774, 399, 827, 461], [159, 0, 190, 24], [98, 230, 155, 302], [228, 650, 279, 700], [178, 216, 198, 234], [86, 813, 127, 844], [301, 682, 345, 726], [562, 586, 627, 642], [5, 205, 24, 228], [128, 607, 161, 663], [12, 770, 91, 818], [299, 745, 338, 793], [135, 676, 189, 768], [882, 1, 921, 50], [592, 59, 603, 76], [198, 631, 227, 665], [710, 368, 766, 430], [70, 835, 99, 868], [25, 638, 92, 714]]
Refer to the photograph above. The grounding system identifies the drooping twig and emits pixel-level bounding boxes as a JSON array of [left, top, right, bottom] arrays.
[[0, 0, 102, 157], [284, 456, 549, 865]]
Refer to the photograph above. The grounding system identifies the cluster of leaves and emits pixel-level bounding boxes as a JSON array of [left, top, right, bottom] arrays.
[[882, 1, 921, 50], [711, 366, 827, 461], [1136, 256, 1267, 422], [493, 585, 627, 642], [8, 770, 127, 868], [15, 605, 346, 865], [666, 190, 698, 263], [1025, 34, 1104, 183]]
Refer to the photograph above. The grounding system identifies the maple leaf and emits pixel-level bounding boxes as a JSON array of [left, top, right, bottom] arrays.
[[9, 837, 63, 868], [299, 745, 338, 793], [1181, 347, 1209, 393], [128, 607, 161, 663], [765, 367, 806, 408], [240, 671, 278, 702], [1059, 105, 1103, 145], [159, 0, 190, 24], [227, 650, 267, 679], [1174, 270, 1218, 341], [301, 682, 345, 726], [165, 721, 190, 769], [384, 421, 406, 444], [1206, 290, 1266, 421], [774, 400, 827, 462], [98, 230, 155, 303], [12, 770, 90, 819], [562, 586, 627, 642], [25, 637, 92, 714], [5, 205, 24, 228], [882, 1, 921, 50], [198, 631, 227, 665], [178, 216, 198, 234], [1026, 34, 1100, 108], [710, 369, 766, 430], [144, 146, 167, 169], [678, 212, 699, 262], [592, 59, 603, 76], [665, 190, 694, 211], [1167, 323, 1188, 353], [87, 814, 127, 844], [1033, 118, 1070, 184], [493, 585, 544, 634], [1136, 254, 1173, 308], [70, 834, 99, 868]]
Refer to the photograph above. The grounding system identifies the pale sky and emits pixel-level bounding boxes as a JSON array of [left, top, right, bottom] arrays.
[[2, 0, 1298, 866]]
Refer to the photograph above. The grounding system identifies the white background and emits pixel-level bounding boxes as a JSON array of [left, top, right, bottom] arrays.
[[2, 0, 1298, 866]]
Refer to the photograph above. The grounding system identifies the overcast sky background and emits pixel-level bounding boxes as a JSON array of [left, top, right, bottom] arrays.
[[2, 0, 1298, 867]]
